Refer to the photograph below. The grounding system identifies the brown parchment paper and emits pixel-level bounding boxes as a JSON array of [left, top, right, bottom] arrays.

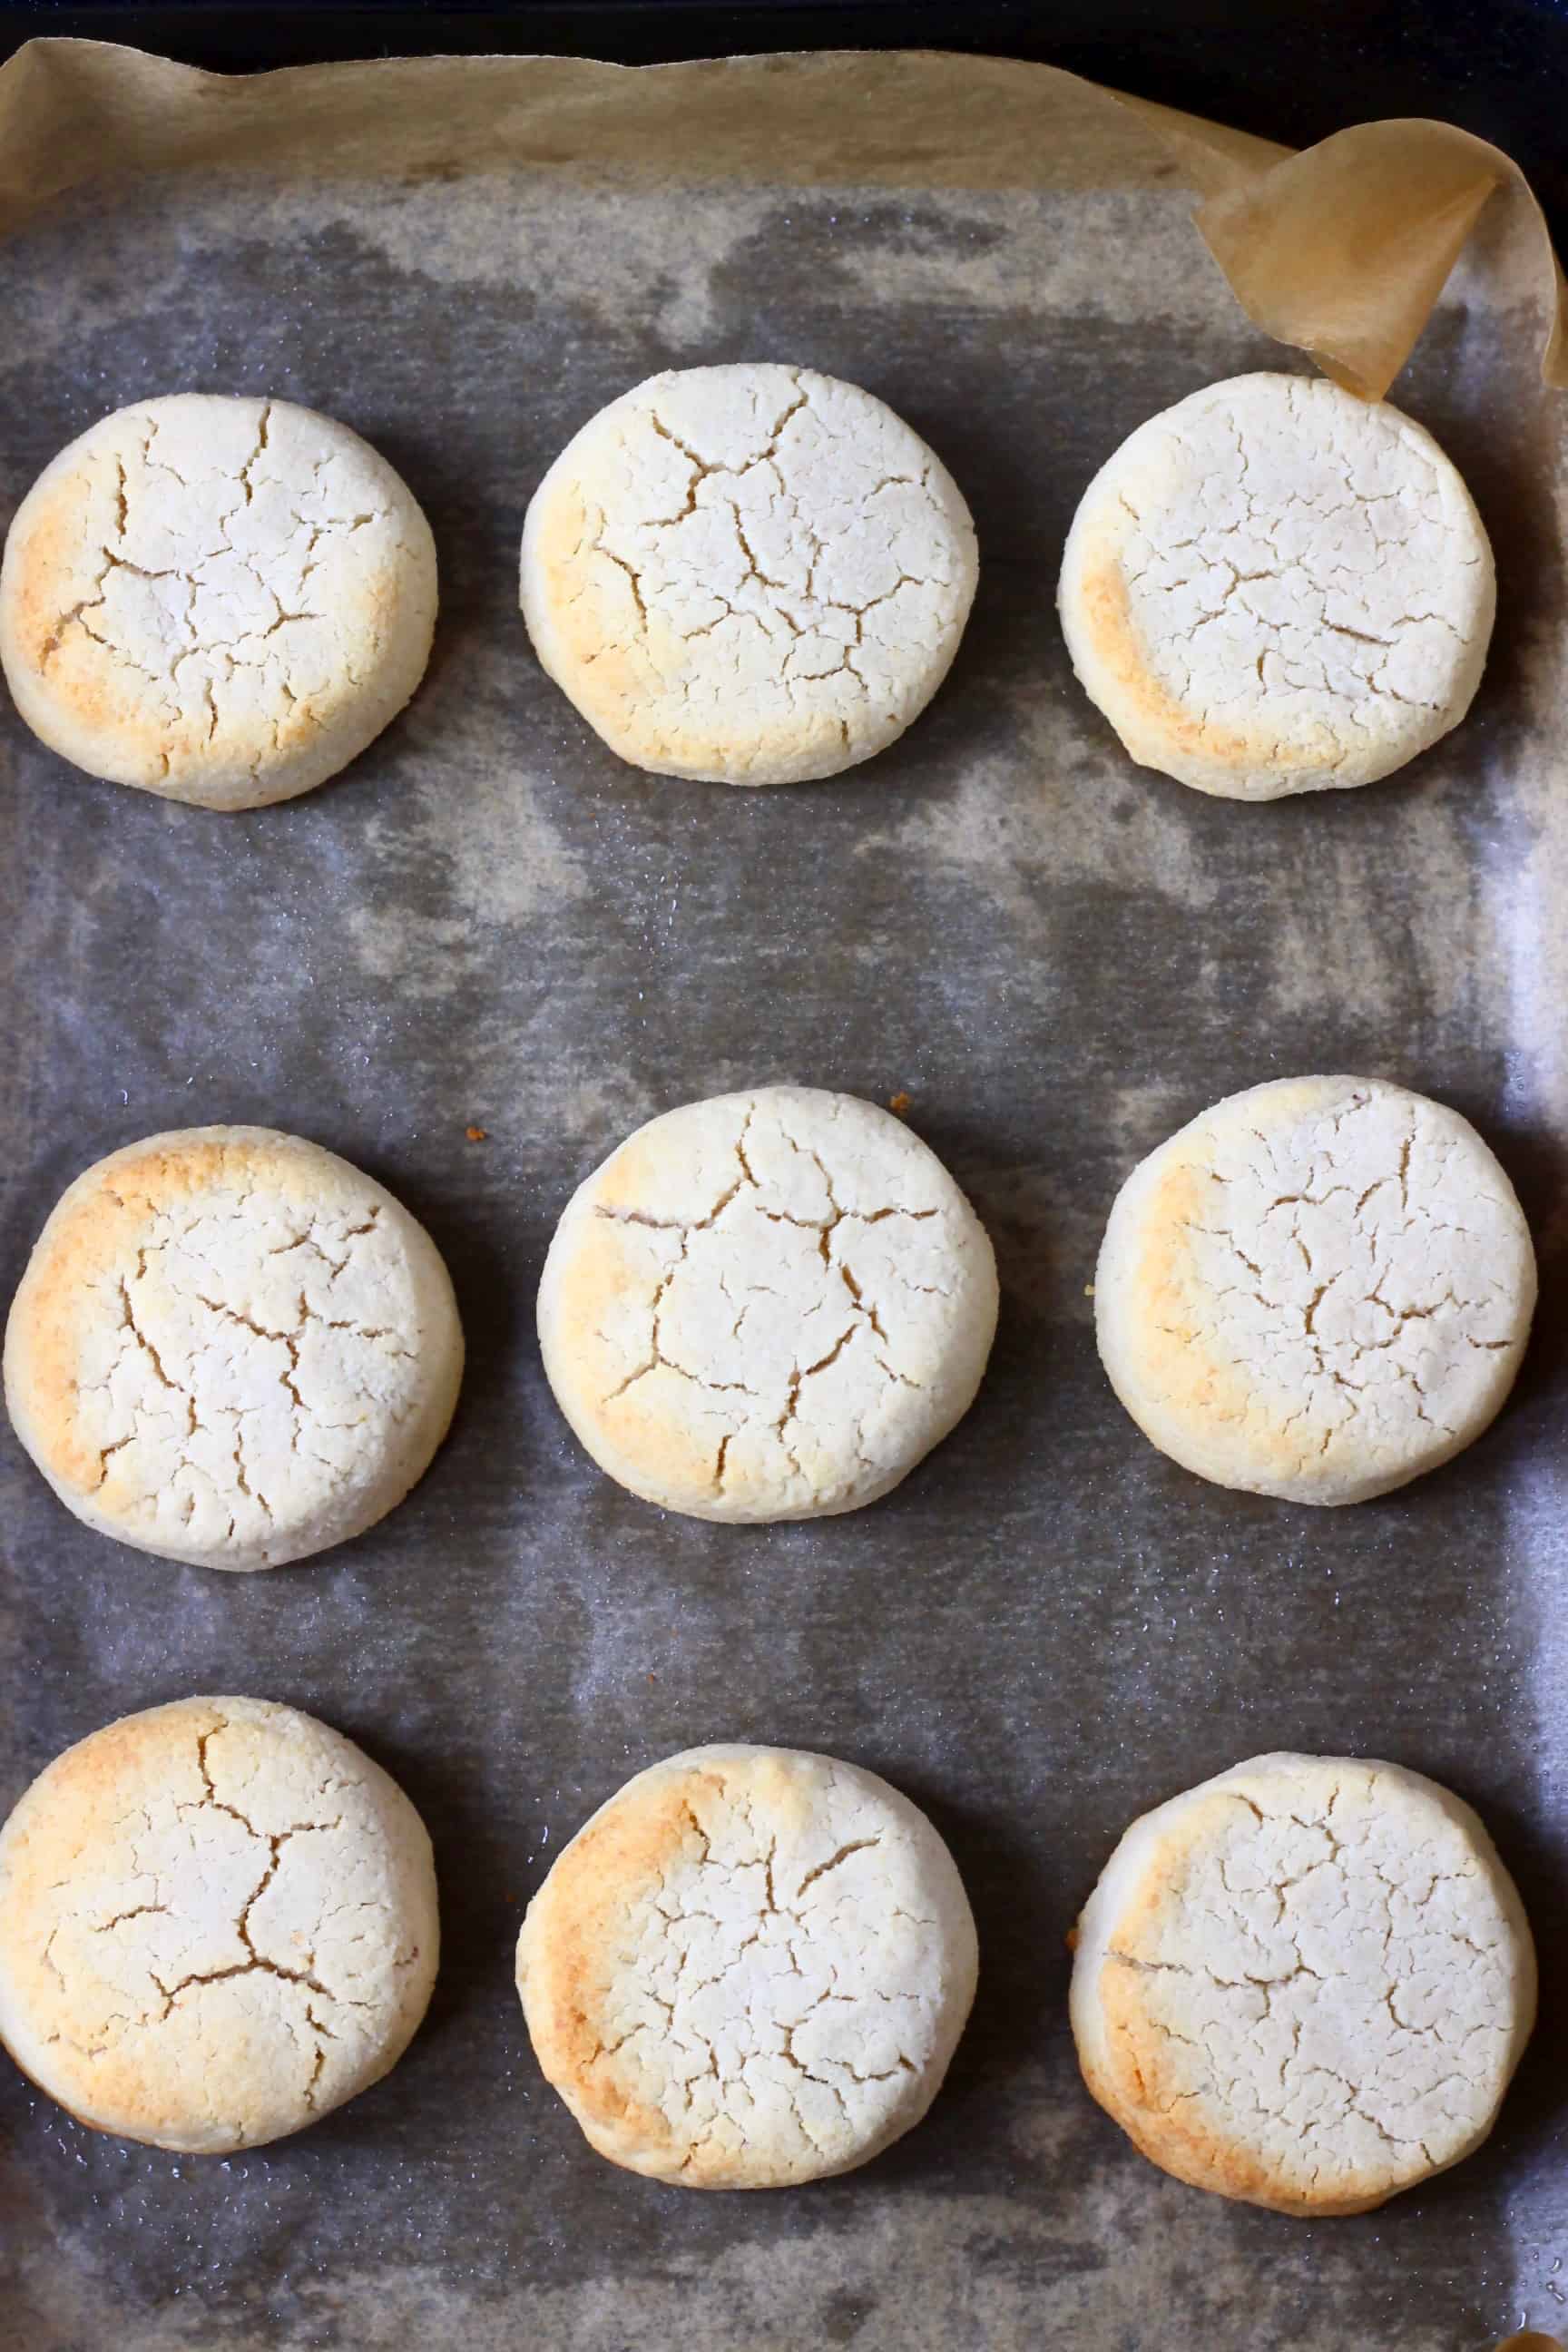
[[1, 40, 1564, 399], [1, 37, 1567, 2352]]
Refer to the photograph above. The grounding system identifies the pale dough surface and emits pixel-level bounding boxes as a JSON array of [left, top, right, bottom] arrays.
[[517, 1742, 978, 2187], [0, 1696, 439, 2153], [1057, 372, 1494, 799], [0, 394, 437, 808], [536, 1085, 998, 1522], [1070, 1752, 1535, 2215], [4, 1126, 464, 1569], [520, 363, 978, 784], [1094, 1075, 1534, 1504]]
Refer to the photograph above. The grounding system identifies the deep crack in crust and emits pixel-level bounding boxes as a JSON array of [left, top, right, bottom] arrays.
[[0, 1697, 439, 2153], [1057, 372, 1494, 799], [516, 1743, 978, 2188], [536, 1086, 998, 1522], [0, 394, 437, 808], [520, 363, 978, 785], [1094, 1075, 1535, 1504], [1069, 1754, 1535, 2215], [3, 1125, 465, 1569]]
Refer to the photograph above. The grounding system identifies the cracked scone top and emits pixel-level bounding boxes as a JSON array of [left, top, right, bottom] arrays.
[[517, 1743, 978, 2187], [0, 1696, 439, 2153], [1094, 1076, 1534, 1504], [520, 363, 978, 784], [3, 1126, 464, 1569], [0, 394, 437, 808], [1070, 1754, 1534, 2215], [537, 1086, 998, 1522], [1057, 372, 1494, 799]]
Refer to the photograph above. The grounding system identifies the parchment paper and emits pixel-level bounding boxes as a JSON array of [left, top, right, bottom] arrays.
[[0, 39, 1565, 2352]]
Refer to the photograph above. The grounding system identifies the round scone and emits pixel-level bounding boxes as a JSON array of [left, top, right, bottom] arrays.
[[1095, 1075, 1534, 1504], [0, 394, 437, 808], [1058, 372, 1494, 799], [0, 1696, 439, 2153], [520, 363, 977, 784], [537, 1085, 997, 1522], [4, 1126, 464, 1569], [517, 1743, 978, 2187], [1070, 1753, 1535, 2215]]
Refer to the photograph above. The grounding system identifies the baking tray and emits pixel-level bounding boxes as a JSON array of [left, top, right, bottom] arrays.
[[0, 38, 1565, 2352]]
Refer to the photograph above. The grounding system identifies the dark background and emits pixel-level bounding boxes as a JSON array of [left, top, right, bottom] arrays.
[[1, 1, 1566, 241], [1, 10, 1565, 2352]]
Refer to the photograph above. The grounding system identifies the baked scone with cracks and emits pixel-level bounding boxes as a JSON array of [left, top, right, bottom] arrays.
[[537, 1085, 998, 1522], [520, 363, 978, 784], [0, 1695, 439, 2153], [1070, 1753, 1535, 2215], [1057, 372, 1494, 799], [517, 1742, 978, 2187], [0, 394, 437, 808], [1094, 1075, 1534, 1504], [3, 1125, 464, 1570]]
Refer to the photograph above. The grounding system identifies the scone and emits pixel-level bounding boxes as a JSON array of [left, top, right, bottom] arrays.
[[517, 1742, 978, 2187], [0, 1696, 439, 2153], [1094, 1075, 1534, 1503], [1058, 372, 1494, 799], [4, 1126, 464, 1569], [537, 1085, 998, 1521], [0, 394, 437, 808], [1070, 1753, 1535, 2214], [520, 363, 977, 784]]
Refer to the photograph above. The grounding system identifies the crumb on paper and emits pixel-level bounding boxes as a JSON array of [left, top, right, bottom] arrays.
[[1084, 1284, 1095, 1298], [888, 1091, 912, 1115], [1064, 1926, 1079, 1953], [466, 1124, 488, 1142]]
